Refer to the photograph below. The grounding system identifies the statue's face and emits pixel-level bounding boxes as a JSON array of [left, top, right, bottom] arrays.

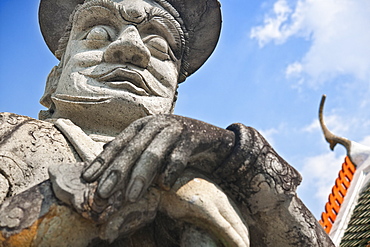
[[50, 0, 184, 133]]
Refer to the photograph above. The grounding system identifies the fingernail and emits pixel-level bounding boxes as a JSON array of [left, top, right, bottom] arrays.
[[163, 172, 179, 190], [127, 177, 145, 202], [83, 159, 104, 181], [98, 171, 118, 198], [158, 174, 171, 191]]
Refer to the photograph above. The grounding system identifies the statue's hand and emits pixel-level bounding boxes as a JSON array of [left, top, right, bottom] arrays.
[[161, 170, 250, 247], [82, 114, 235, 204]]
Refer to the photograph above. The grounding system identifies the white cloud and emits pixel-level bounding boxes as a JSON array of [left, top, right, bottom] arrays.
[[260, 122, 290, 147], [260, 127, 279, 146], [300, 152, 344, 207], [285, 62, 302, 77], [303, 114, 349, 135], [250, 0, 294, 47], [302, 110, 370, 146], [359, 135, 370, 146], [251, 0, 370, 86]]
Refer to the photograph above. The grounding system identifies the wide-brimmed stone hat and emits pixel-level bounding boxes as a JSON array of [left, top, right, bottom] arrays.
[[39, 0, 222, 78]]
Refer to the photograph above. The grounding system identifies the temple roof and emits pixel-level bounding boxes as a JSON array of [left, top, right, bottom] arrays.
[[318, 95, 370, 246], [339, 182, 370, 247], [319, 157, 355, 234]]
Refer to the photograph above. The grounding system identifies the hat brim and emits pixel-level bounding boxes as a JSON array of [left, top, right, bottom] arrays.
[[38, 0, 221, 77]]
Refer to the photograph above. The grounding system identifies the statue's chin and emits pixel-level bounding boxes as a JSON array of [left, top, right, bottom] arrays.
[[51, 95, 150, 136]]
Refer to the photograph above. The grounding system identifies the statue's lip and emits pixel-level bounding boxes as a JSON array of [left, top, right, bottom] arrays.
[[80, 67, 154, 96], [52, 94, 112, 103]]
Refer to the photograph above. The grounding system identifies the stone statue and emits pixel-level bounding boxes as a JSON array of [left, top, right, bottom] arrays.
[[0, 0, 334, 246]]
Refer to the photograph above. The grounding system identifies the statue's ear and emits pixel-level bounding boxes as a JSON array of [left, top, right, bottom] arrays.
[[40, 65, 62, 108], [39, 65, 62, 120]]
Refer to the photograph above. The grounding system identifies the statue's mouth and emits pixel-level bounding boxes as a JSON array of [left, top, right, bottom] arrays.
[[79, 67, 155, 96], [52, 94, 112, 103]]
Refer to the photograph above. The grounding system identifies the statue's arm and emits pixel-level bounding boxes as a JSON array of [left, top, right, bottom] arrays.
[[214, 123, 302, 203], [214, 123, 334, 247]]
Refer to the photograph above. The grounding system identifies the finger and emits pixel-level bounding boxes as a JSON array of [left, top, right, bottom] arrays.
[[126, 122, 183, 202], [182, 175, 249, 247], [210, 210, 249, 247], [190, 199, 248, 247], [82, 116, 152, 182], [183, 197, 249, 247], [218, 203, 250, 247], [158, 137, 193, 190], [97, 118, 176, 198]]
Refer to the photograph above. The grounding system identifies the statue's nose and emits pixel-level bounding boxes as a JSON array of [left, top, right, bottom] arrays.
[[103, 25, 150, 68]]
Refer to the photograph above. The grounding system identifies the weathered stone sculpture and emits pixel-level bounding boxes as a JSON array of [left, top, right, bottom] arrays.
[[0, 0, 334, 246]]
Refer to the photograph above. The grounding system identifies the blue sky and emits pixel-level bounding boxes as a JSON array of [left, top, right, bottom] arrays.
[[1, 0, 370, 219]]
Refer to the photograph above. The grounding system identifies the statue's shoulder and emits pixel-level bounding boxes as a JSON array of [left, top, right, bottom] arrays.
[[0, 112, 75, 137], [0, 112, 70, 150], [0, 112, 80, 200], [0, 112, 52, 134]]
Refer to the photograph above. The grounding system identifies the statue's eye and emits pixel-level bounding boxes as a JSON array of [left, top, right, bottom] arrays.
[[85, 26, 111, 41], [143, 36, 170, 61], [82, 26, 115, 49]]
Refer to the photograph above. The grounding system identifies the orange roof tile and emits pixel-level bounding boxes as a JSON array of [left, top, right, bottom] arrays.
[[319, 156, 356, 233]]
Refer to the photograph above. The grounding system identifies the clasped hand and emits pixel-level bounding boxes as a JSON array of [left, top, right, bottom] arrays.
[[82, 114, 235, 204], [78, 115, 250, 246]]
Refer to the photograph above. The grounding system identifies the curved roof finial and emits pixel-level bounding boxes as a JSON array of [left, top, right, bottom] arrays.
[[319, 95, 351, 153]]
